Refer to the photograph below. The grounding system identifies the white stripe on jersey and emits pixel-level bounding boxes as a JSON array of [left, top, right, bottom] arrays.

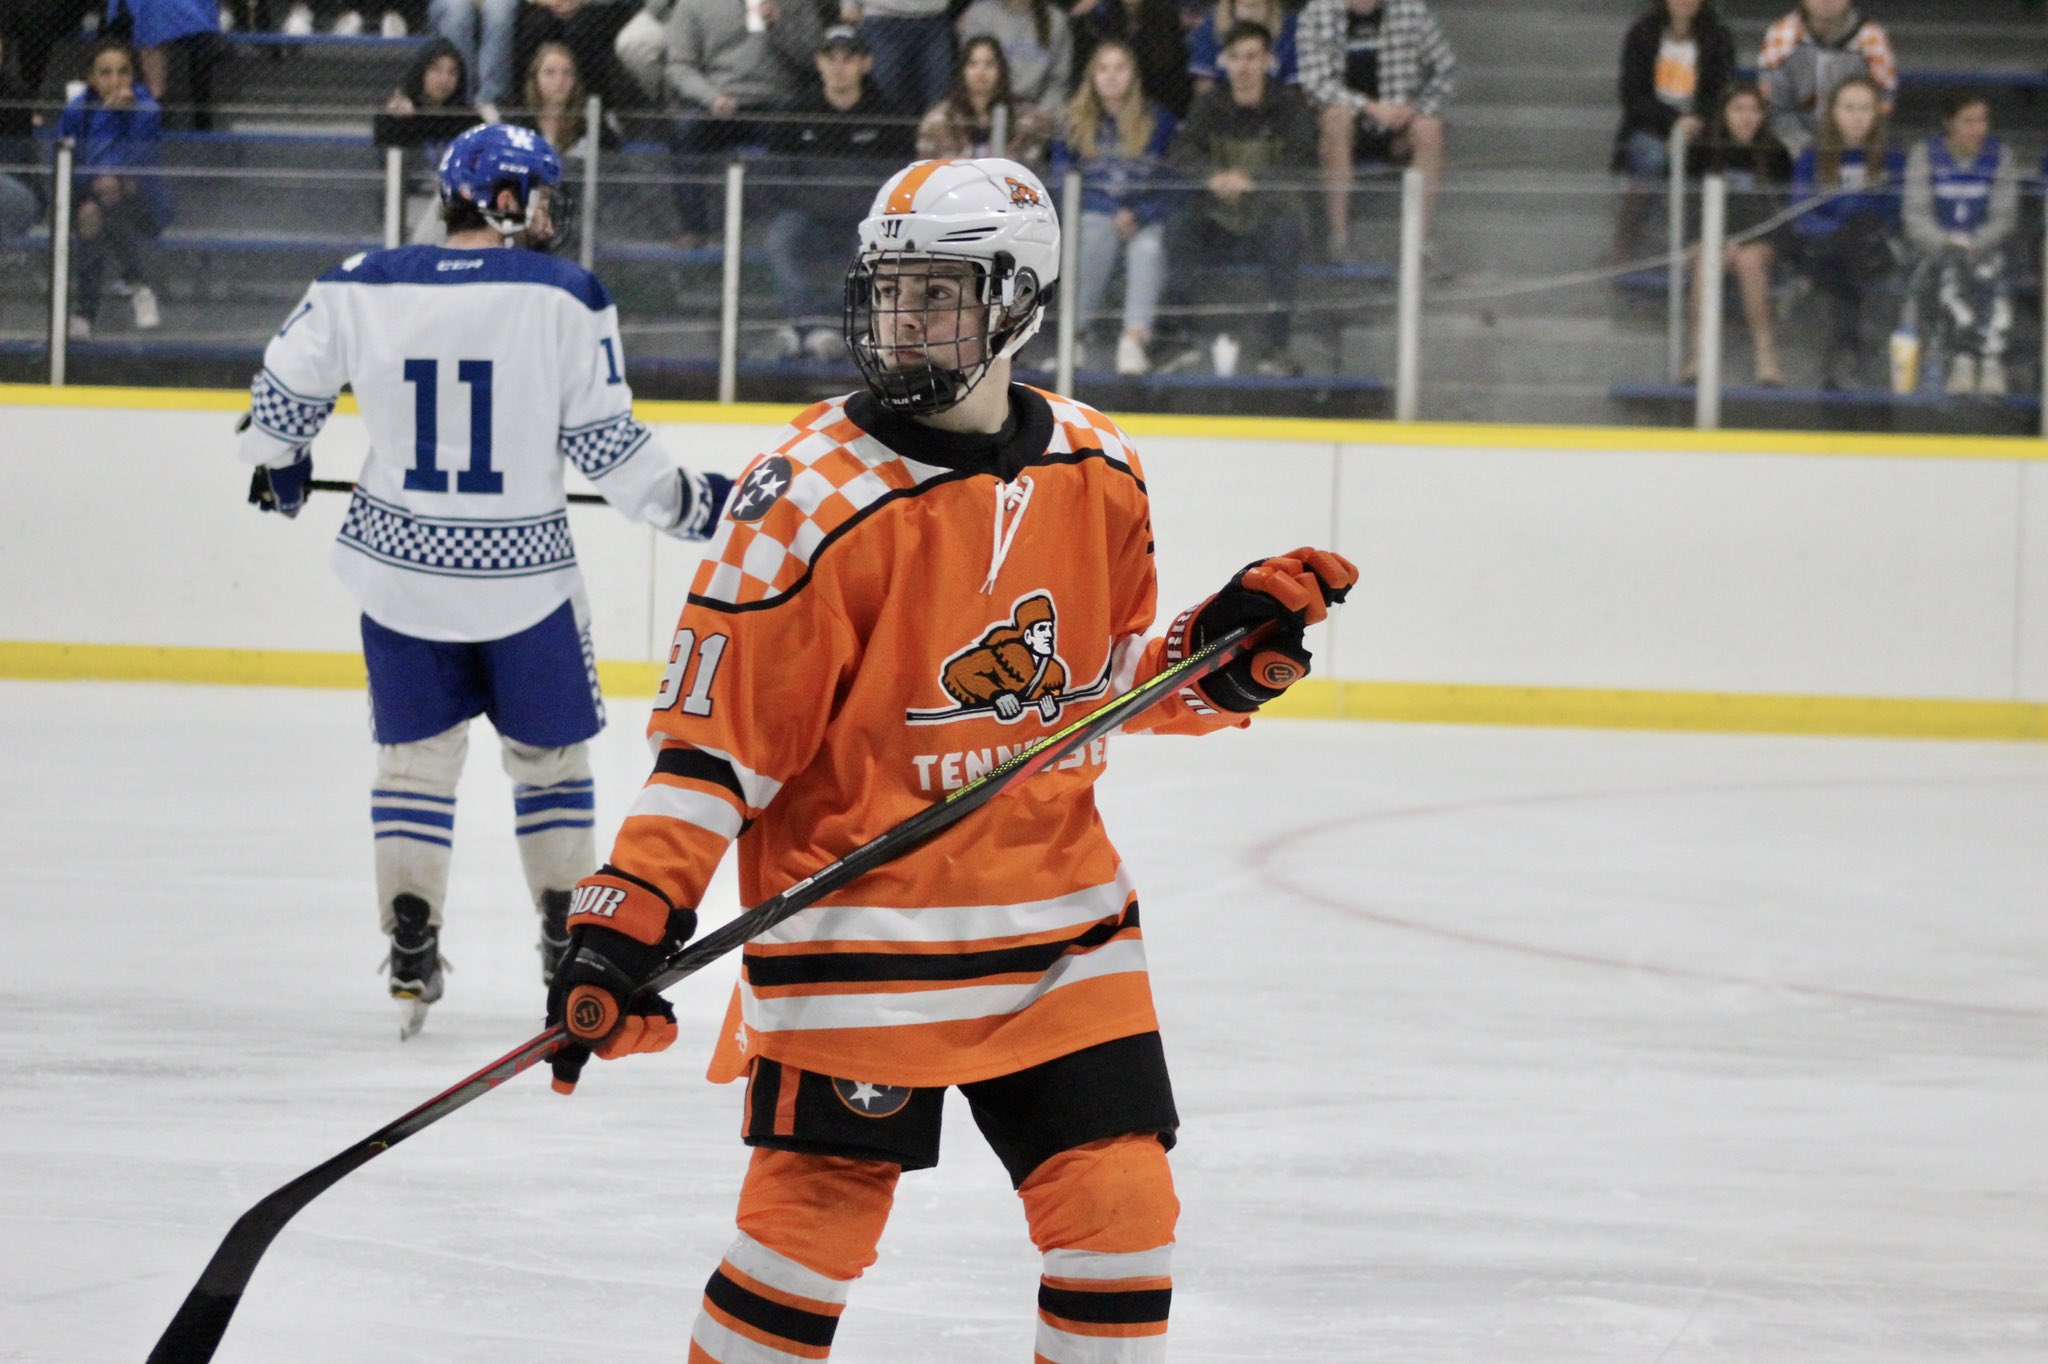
[[742, 935, 1150, 1033], [628, 781, 746, 840], [759, 867, 1136, 948]]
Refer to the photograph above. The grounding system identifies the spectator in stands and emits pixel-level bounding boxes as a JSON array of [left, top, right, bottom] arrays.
[[917, 34, 1054, 166], [613, 0, 673, 105], [429, 0, 520, 108], [374, 36, 478, 241], [1611, 0, 1736, 262], [758, 25, 915, 360], [1757, 0, 1895, 155], [516, 39, 623, 153], [1162, 19, 1316, 375], [662, 0, 821, 245], [1682, 83, 1792, 386], [956, 0, 1072, 122], [60, 38, 170, 338], [1070, 0, 1191, 119], [1187, 0, 1297, 101], [1051, 38, 1175, 374], [1297, 0, 1453, 261], [514, 0, 639, 112], [1788, 74, 1902, 390], [1903, 91, 2018, 398], [0, 32, 43, 242], [107, 0, 223, 130], [856, 0, 955, 116]]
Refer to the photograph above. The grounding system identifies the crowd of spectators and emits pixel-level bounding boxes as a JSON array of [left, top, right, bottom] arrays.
[[3, 0, 2046, 396], [1619, 0, 2035, 398]]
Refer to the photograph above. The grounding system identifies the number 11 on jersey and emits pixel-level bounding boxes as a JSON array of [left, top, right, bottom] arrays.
[[403, 358, 502, 495]]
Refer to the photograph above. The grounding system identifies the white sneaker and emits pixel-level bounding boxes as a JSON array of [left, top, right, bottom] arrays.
[[131, 285, 161, 330], [282, 2, 315, 34], [379, 9, 408, 36], [67, 314, 91, 341], [1944, 353, 1977, 396], [1977, 357, 2008, 398], [1114, 333, 1149, 376], [802, 327, 842, 363], [331, 9, 364, 35]]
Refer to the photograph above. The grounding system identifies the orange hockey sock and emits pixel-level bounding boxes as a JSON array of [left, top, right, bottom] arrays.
[[1019, 1134, 1179, 1363], [687, 1148, 897, 1362]]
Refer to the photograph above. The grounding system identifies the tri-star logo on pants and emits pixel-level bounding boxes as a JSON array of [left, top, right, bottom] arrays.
[[833, 1076, 912, 1117]]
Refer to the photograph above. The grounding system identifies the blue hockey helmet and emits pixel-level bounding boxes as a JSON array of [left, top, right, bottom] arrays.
[[437, 123, 563, 237]]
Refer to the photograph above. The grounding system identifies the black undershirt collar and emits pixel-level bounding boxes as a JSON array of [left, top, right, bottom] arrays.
[[844, 385, 1056, 483]]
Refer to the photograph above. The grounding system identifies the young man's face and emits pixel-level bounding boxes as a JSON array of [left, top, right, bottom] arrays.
[[1802, 0, 1850, 29], [422, 54, 462, 105], [1946, 101, 1990, 156], [1024, 619, 1055, 657], [1221, 37, 1270, 99], [816, 46, 870, 97], [871, 261, 986, 373]]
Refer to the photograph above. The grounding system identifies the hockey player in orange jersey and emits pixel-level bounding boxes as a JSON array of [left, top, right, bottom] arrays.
[[543, 156, 1357, 1361]]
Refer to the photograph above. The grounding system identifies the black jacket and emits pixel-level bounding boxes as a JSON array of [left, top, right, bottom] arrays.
[[1613, 9, 1737, 167]]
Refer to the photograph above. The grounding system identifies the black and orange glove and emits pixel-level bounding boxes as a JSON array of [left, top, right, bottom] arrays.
[[544, 867, 697, 1095], [1175, 547, 1358, 713]]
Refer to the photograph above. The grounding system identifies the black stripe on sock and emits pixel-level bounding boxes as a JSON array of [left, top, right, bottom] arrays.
[[1037, 1281, 1173, 1326], [704, 1268, 839, 1348], [745, 903, 1140, 989], [653, 747, 748, 804]]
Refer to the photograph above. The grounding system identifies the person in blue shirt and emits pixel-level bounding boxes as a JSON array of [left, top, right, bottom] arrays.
[[1902, 91, 2018, 398], [58, 38, 172, 339], [1788, 74, 1902, 390], [1050, 38, 1178, 375]]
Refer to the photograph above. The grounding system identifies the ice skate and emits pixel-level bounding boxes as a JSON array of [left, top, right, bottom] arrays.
[[384, 893, 445, 1039], [538, 888, 572, 987]]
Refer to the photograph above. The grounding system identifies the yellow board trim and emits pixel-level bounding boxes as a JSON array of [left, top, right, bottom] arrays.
[[5, 383, 2044, 461], [5, 641, 2043, 742]]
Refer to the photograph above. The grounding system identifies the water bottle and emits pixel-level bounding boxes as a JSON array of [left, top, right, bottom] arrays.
[[1888, 325, 1919, 396]]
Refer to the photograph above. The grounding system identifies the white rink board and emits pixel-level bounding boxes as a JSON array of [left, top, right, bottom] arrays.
[[2, 402, 2043, 702]]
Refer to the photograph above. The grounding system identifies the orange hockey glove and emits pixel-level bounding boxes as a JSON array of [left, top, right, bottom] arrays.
[[544, 867, 697, 1095], [1173, 546, 1358, 713]]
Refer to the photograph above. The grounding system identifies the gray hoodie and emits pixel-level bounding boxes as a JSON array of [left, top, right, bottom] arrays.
[[664, 0, 823, 110]]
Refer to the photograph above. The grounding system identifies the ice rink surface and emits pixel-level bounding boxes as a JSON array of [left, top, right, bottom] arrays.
[[4, 679, 2046, 1363]]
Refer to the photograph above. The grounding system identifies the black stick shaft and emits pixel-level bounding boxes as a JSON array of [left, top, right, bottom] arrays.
[[308, 478, 605, 506], [144, 619, 1269, 1364]]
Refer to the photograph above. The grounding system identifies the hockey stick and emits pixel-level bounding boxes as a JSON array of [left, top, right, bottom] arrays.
[[145, 618, 1275, 1364], [308, 478, 605, 505]]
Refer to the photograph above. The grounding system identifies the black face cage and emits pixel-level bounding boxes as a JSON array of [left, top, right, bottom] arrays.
[[844, 250, 1044, 416]]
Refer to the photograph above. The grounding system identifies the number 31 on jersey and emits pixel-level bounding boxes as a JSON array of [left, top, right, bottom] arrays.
[[657, 628, 728, 716]]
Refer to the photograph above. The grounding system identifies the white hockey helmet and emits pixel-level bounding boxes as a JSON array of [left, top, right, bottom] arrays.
[[843, 158, 1061, 415]]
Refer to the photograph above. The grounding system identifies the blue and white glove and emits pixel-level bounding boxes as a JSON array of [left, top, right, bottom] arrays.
[[247, 448, 312, 519], [669, 468, 734, 541]]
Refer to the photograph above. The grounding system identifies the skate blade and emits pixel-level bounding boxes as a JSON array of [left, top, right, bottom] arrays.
[[396, 996, 431, 1040]]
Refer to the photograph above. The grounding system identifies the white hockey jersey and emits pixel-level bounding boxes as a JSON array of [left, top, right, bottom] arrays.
[[237, 244, 706, 642]]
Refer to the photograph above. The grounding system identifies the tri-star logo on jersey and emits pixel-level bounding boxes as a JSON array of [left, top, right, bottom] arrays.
[[833, 1076, 912, 1118], [728, 455, 794, 523], [906, 592, 1106, 726]]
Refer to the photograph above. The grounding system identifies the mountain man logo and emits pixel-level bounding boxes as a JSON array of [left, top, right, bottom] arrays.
[[906, 592, 1109, 726], [1004, 176, 1042, 208]]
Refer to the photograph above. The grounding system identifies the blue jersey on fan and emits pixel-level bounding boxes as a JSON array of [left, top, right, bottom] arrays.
[[1926, 134, 2002, 235]]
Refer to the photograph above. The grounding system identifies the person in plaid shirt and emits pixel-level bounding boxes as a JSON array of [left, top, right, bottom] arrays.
[[1295, 0, 1455, 259], [1757, 0, 1896, 154]]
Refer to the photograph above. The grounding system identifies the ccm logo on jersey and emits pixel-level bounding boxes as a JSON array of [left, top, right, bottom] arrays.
[[436, 258, 485, 272], [570, 884, 628, 919]]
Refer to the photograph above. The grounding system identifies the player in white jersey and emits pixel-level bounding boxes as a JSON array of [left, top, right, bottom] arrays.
[[235, 123, 732, 1038]]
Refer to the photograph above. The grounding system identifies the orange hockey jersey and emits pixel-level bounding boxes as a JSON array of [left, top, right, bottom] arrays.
[[605, 384, 1242, 1089]]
